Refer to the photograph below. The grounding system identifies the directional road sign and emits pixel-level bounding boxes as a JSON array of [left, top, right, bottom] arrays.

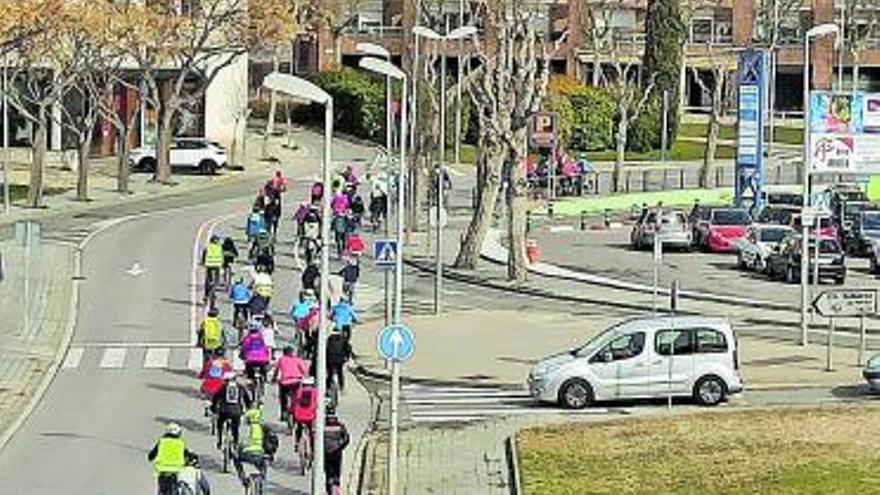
[[812, 289, 878, 317], [378, 324, 415, 362], [374, 239, 398, 269]]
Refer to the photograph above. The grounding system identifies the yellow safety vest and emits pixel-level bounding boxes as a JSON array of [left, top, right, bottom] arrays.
[[202, 317, 222, 350], [244, 422, 264, 454], [154, 437, 186, 475], [205, 243, 223, 268], [253, 275, 273, 299]]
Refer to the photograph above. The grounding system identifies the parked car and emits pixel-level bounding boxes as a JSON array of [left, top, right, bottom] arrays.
[[790, 214, 838, 240], [736, 224, 793, 272], [766, 234, 846, 285], [843, 209, 880, 256], [867, 241, 880, 274], [757, 205, 800, 226], [130, 138, 227, 174], [527, 315, 743, 409], [703, 208, 752, 252], [828, 184, 868, 220], [765, 191, 802, 207], [837, 200, 871, 240], [630, 209, 691, 250], [863, 354, 880, 392]]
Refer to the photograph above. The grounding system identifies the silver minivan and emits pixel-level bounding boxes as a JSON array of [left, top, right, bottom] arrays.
[[528, 316, 743, 409]]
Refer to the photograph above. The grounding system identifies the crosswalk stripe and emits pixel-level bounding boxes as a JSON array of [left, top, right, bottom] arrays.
[[188, 348, 203, 371], [143, 348, 170, 369], [98, 348, 126, 369], [61, 347, 85, 369]]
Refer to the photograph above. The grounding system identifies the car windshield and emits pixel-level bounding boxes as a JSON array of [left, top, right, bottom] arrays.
[[759, 228, 790, 243], [863, 212, 880, 230], [713, 209, 751, 225], [572, 321, 628, 358], [767, 193, 799, 205], [846, 202, 868, 216], [660, 213, 686, 228], [806, 239, 841, 254], [760, 208, 796, 224]]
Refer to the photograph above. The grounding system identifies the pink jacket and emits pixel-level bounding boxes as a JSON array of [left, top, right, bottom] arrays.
[[240, 332, 270, 364], [331, 193, 350, 216], [275, 355, 308, 385]]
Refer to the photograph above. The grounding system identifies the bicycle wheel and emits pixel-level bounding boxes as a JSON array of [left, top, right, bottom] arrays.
[[222, 442, 230, 473]]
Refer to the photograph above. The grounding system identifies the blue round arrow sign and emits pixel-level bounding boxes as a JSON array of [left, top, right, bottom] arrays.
[[377, 324, 415, 362]]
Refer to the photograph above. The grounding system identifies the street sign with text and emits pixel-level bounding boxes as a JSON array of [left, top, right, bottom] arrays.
[[812, 289, 877, 317]]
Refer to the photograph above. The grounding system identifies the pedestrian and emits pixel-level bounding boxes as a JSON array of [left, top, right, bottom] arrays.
[[324, 404, 350, 493], [326, 329, 351, 393]]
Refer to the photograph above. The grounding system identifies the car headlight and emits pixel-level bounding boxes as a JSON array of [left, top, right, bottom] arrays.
[[867, 355, 880, 369], [533, 363, 563, 378]]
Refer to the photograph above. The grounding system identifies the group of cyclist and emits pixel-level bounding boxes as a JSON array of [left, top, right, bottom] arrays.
[[150, 168, 365, 495]]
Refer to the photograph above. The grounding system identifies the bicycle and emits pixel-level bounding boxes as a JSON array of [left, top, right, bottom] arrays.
[[220, 417, 235, 473], [293, 235, 321, 270], [297, 426, 313, 476], [326, 475, 342, 495], [204, 268, 219, 309], [243, 462, 266, 495]]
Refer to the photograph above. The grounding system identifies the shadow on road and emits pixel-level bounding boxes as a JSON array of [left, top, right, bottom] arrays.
[[154, 415, 211, 435], [148, 382, 204, 400]]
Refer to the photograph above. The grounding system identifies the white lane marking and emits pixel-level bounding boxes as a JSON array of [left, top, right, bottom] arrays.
[[403, 390, 532, 398], [406, 396, 534, 405], [190, 213, 239, 347], [409, 407, 610, 422], [77, 342, 193, 349], [402, 385, 527, 393], [61, 347, 85, 369], [187, 348, 203, 371], [549, 225, 575, 233], [143, 348, 170, 369], [98, 348, 126, 369]]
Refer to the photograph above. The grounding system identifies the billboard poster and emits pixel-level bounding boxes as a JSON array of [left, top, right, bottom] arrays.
[[809, 91, 880, 173], [735, 50, 766, 211]]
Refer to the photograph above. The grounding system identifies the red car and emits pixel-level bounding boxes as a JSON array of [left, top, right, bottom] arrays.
[[705, 208, 753, 252], [790, 214, 838, 240]]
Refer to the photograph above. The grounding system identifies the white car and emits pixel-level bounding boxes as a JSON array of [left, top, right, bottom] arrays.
[[130, 138, 227, 174], [736, 224, 793, 273], [528, 315, 743, 409]]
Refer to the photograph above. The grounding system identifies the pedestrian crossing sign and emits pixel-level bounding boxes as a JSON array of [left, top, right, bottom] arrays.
[[374, 239, 397, 268]]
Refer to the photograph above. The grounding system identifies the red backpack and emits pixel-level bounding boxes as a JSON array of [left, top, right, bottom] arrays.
[[292, 384, 318, 423]]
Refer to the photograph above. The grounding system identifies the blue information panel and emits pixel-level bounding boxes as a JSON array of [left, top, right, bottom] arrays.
[[736, 50, 767, 212], [378, 324, 414, 362]]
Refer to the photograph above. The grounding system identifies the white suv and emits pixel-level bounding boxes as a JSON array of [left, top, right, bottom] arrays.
[[130, 138, 227, 174], [528, 315, 743, 409]]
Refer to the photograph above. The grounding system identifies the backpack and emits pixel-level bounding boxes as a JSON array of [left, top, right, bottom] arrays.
[[262, 428, 279, 456], [225, 383, 240, 405], [292, 386, 317, 423]]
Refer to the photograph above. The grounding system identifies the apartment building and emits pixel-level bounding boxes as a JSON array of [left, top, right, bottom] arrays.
[[298, 0, 880, 114]]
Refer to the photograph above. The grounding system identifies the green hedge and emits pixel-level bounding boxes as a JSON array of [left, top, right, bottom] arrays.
[[544, 76, 615, 151]]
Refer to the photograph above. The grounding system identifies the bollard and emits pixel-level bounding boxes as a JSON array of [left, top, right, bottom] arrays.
[[547, 201, 555, 218], [670, 279, 679, 313], [603, 208, 611, 228], [580, 210, 587, 231]]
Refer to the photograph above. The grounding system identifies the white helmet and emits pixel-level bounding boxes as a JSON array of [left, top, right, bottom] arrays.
[[166, 422, 182, 437]]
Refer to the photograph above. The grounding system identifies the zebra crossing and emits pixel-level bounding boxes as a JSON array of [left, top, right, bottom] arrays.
[[401, 383, 613, 424], [59, 343, 245, 372]]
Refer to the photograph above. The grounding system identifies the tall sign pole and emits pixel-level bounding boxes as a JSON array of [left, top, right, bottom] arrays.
[[735, 50, 766, 212]]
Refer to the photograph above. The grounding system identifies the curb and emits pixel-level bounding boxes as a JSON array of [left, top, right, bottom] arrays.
[[505, 434, 523, 495]]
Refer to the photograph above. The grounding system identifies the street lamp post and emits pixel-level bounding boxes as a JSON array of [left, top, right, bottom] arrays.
[[412, 23, 477, 315], [801, 24, 839, 346], [357, 56, 408, 495], [262, 72, 332, 495], [356, 42, 394, 328]]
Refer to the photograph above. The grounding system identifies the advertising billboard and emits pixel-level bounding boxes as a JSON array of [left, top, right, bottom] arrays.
[[810, 91, 880, 173]]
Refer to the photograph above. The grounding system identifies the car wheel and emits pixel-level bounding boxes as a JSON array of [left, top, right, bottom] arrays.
[[138, 158, 156, 172], [836, 276, 845, 285], [199, 159, 217, 175], [786, 266, 797, 284], [693, 375, 726, 406], [871, 257, 878, 275], [558, 378, 593, 410]]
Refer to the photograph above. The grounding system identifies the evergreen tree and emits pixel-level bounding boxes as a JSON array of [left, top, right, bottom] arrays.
[[642, 0, 686, 148]]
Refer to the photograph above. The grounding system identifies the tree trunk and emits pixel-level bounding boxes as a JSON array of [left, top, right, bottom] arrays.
[[592, 49, 601, 86], [263, 51, 280, 159], [76, 131, 93, 201], [154, 100, 175, 183], [613, 103, 628, 193], [507, 129, 528, 282], [455, 144, 504, 269], [700, 73, 722, 188], [853, 56, 861, 91], [28, 105, 47, 208], [117, 124, 132, 193]]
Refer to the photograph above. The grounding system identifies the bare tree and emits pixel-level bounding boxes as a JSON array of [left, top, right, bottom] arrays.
[[843, 0, 880, 90], [690, 55, 730, 188], [576, 0, 626, 86], [606, 39, 655, 193]]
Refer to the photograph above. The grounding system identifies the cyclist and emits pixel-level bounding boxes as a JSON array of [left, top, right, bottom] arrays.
[[197, 307, 224, 363], [350, 192, 365, 228], [200, 349, 232, 405], [330, 296, 358, 343], [345, 228, 365, 258], [147, 422, 198, 495], [233, 405, 268, 488], [240, 326, 270, 394], [229, 277, 252, 333], [338, 257, 360, 303], [260, 311, 278, 359], [310, 181, 324, 206], [331, 213, 350, 258], [250, 228, 274, 267], [301, 262, 320, 294], [201, 235, 224, 304], [272, 346, 309, 422], [290, 290, 316, 326], [212, 372, 251, 450], [177, 456, 211, 495], [324, 404, 350, 494], [292, 377, 318, 450], [221, 236, 238, 286], [251, 266, 274, 308], [246, 207, 266, 245]]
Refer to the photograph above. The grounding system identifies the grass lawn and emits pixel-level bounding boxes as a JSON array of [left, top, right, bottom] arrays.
[[680, 122, 803, 146], [583, 140, 736, 162], [518, 406, 880, 495], [0, 184, 67, 203]]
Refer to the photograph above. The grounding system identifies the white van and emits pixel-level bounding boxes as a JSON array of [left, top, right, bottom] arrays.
[[528, 315, 743, 409]]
